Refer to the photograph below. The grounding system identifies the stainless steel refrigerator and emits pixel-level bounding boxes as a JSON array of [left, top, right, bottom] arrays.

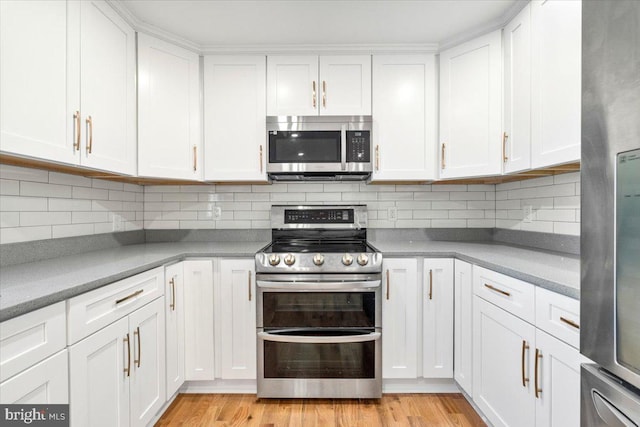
[[581, 1, 640, 425]]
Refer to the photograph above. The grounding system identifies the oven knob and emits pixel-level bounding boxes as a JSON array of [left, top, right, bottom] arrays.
[[284, 254, 296, 266], [313, 254, 325, 266], [357, 253, 369, 266], [342, 254, 354, 266], [268, 254, 281, 266]]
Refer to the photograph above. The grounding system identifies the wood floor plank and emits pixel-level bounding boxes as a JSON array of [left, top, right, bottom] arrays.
[[155, 393, 486, 427]]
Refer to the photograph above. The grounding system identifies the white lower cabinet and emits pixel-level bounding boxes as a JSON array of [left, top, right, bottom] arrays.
[[0, 349, 68, 404], [382, 258, 418, 378], [422, 258, 454, 378], [165, 262, 185, 397], [69, 297, 165, 427], [183, 259, 215, 380], [216, 259, 257, 379], [453, 260, 473, 395]]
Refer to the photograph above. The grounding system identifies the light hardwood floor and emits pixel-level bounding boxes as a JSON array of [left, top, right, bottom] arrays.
[[155, 393, 487, 426]]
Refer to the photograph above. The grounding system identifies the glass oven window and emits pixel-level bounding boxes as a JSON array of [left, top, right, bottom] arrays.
[[262, 292, 376, 328], [269, 131, 341, 163], [616, 148, 640, 374], [263, 331, 375, 379]]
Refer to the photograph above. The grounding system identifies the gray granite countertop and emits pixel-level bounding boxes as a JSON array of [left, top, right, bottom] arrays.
[[0, 240, 579, 322]]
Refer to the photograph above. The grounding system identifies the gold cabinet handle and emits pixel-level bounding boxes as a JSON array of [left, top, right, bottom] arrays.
[[134, 326, 141, 368], [441, 143, 446, 169], [86, 115, 93, 154], [312, 81, 317, 108], [322, 80, 326, 108], [386, 269, 390, 300], [193, 145, 197, 171], [521, 340, 530, 387], [503, 132, 509, 163], [169, 276, 176, 311], [375, 145, 380, 171], [115, 289, 144, 305], [534, 348, 542, 398], [428, 269, 433, 300], [74, 111, 81, 151], [484, 283, 511, 297], [124, 333, 131, 377], [248, 271, 252, 301], [560, 316, 580, 329], [259, 145, 263, 173]]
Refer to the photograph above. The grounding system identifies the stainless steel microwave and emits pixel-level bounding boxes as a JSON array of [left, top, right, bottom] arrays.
[[266, 116, 372, 181]]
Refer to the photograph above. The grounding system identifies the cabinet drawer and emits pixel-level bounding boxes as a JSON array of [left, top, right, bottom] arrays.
[[473, 266, 535, 323], [0, 349, 68, 404], [67, 267, 164, 344], [535, 287, 580, 348], [0, 302, 66, 382]]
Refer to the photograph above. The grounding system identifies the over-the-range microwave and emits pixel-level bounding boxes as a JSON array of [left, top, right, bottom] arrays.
[[266, 116, 372, 181]]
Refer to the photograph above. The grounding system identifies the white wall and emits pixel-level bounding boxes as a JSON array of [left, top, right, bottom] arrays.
[[0, 165, 582, 244]]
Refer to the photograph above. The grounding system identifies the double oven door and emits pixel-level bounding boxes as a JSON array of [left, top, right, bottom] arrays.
[[256, 274, 382, 398]]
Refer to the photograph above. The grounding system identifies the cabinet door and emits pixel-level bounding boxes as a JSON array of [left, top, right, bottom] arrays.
[[129, 298, 165, 427], [535, 329, 588, 427], [267, 55, 318, 116], [217, 259, 256, 379], [382, 258, 418, 378], [454, 260, 473, 395], [531, 0, 581, 168], [0, 0, 80, 164], [422, 258, 454, 378], [183, 260, 215, 380], [473, 297, 536, 427], [440, 30, 502, 178], [204, 56, 267, 182], [0, 350, 68, 404], [503, 3, 532, 174], [319, 55, 371, 116], [138, 34, 201, 180], [371, 54, 437, 181], [79, 0, 136, 175], [165, 263, 185, 398], [69, 317, 130, 427]]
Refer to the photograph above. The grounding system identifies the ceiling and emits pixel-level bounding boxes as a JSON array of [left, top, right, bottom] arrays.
[[117, 0, 523, 50]]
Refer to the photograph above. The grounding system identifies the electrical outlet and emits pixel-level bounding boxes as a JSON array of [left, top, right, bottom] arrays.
[[213, 206, 222, 220], [388, 207, 398, 221], [523, 205, 533, 223]]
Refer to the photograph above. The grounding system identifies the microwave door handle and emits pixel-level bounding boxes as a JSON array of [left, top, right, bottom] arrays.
[[258, 331, 381, 344], [341, 124, 347, 171], [256, 280, 381, 290]]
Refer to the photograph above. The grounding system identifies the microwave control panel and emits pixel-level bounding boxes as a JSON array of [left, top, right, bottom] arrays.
[[346, 131, 370, 163]]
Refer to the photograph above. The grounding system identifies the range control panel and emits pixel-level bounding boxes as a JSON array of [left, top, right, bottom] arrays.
[[285, 209, 353, 224], [346, 131, 371, 163]]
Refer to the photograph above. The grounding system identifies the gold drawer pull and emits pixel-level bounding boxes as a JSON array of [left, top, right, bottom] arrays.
[[484, 283, 511, 297], [86, 115, 93, 154], [428, 269, 433, 300], [134, 326, 141, 368], [560, 316, 580, 329], [521, 340, 530, 387], [386, 269, 390, 300], [441, 143, 446, 169], [74, 111, 81, 151], [503, 132, 509, 163], [248, 271, 252, 301], [115, 289, 144, 305], [124, 333, 131, 376], [534, 348, 542, 398], [169, 277, 176, 311]]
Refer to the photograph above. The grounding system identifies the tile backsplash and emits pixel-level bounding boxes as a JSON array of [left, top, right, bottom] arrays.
[[0, 165, 582, 244]]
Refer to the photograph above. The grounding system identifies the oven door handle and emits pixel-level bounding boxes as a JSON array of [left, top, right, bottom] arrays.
[[256, 280, 380, 290], [258, 331, 381, 344]]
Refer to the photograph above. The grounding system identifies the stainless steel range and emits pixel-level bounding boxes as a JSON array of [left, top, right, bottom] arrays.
[[255, 205, 382, 398]]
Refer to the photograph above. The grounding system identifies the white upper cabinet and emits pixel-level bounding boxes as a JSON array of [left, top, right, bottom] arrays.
[[371, 54, 437, 182], [204, 55, 267, 182], [439, 30, 502, 179], [0, 0, 136, 175], [79, 0, 136, 175], [0, 0, 80, 165], [503, 3, 532, 174], [267, 55, 371, 116], [530, 0, 581, 168], [138, 34, 201, 180]]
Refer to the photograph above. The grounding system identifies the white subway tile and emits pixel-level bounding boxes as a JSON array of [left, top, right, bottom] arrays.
[[508, 183, 575, 200], [72, 186, 108, 200], [396, 219, 432, 227], [553, 222, 580, 236], [48, 198, 92, 211], [496, 181, 521, 191], [234, 192, 270, 201], [144, 193, 162, 202], [144, 202, 180, 212], [413, 192, 450, 201], [468, 219, 496, 228], [486, 191, 496, 201], [520, 176, 554, 188], [495, 219, 521, 230], [94, 222, 114, 234], [216, 220, 251, 229], [135, 193, 144, 203], [0, 165, 49, 182], [495, 210, 509, 219], [433, 184, 467, 192], [553, 172, 580, 185], [49, 172, 92, 187], [234, 211, 269, 220], [0, 179, 20, 195], [179, 185, 213, 193], [337, 192, 377, 201], [179, 202, 214, 211], [0, 226, 52, 244], [467, 200, 495, 210], [144, 220, 180, 229], [251, 202, 272, 211], [521, 221, 554, 233], [162, 192, 198, 202], [378, 192, 413, 201], [286, 183, 324, 192], [122, 202, 143, 212], [199, 193, 234, 202], [535, 209, 576, 222], [361, 184, 396, 192], [365, 201, 396, 210], [575, 183, 581, 195], [20, 212, 71, 226], [468, 184, 495, 192], [413, 210, 448, 219], [91, 200, 124, 212], [252, 184, 287, 193], [92, 180, 124, 191], [144, 211, 163, 221], [395, 201, 432, 210], [323, 183, 360, 192], [431, 219, 467, 228], [0, 212, 20, 228], [0, 196, 48, 211], [180, 220, 215, 229], [368, 219, 396, 228], [554, 196, 580, 209], [52, 223, 94, 239], [508, 209, 525, 220], [251, 220, 271, 228], [145, 185, 180, 193], [495, 191, 508, 201], [450, 192, 486, 201], [162, 211, 198, 220], [393, 184, 431, 192], [72, 211, 109, 224], [527, 198, 554, 209], [306, 192, 342, 202], [431, 201, 466, 210], [496, 200, 521, 210], [217, 185, 251, 193], [397, 210, 413, 220], [449, 210, 485, 219], [217, 201, 252, 211], [20, 181, 71, 198], [123, 183, 143, 193], [109, 190, 137, 201]]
